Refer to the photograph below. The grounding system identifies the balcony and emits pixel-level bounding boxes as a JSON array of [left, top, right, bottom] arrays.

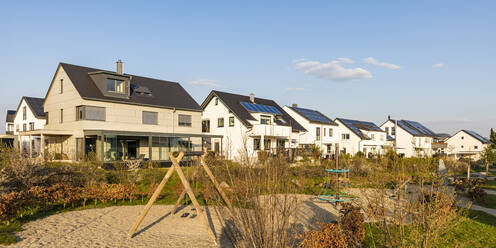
[[249, 124, 291, 138], [5, 131, 14, 135]]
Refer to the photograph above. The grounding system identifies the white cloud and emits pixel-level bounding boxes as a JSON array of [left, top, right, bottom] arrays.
[[190, 78, 219, 87], [363, 57, 400, 69], [294, 59, 372, 82], [432, 63, 444, 68], [285, 87, 305, 91], [337, 57, 353, 63]]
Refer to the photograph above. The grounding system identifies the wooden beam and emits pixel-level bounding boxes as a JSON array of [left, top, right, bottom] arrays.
[[200, 155, 234, 213], [127, 152, 183, 237]]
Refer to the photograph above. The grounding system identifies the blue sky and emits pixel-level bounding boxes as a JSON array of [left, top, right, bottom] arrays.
[[1, 1, 495, 136]]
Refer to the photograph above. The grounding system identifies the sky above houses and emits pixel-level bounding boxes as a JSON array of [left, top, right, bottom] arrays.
[[1, 1, 495, 136]]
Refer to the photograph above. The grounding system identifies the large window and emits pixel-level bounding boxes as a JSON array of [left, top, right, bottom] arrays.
[[106, 78, 125, 93], [218, 118, 224, 127], [316, 127, 321, 141], [260, 115, 271, 125], [76, 106, 106, 121], [178, 114, 192, 127], [329, 128, 333, 137], [142, 111, 158, 125], [23, 107, 26, 120], [229, 116, 235, 127]]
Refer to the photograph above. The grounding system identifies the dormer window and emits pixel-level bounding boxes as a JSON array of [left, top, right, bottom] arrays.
[[261, 115, 271, 125], [107, 78, 125, 93]]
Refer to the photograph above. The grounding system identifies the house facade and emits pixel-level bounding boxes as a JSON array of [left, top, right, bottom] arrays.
[[446, 130, 489, 160], [5, 110, 16, 135], [334, 118, 389, 157], [201, 91, 306, 161], [20, 61, 209, 162], [13, 97, 46, 156], [380, 118, 438, 157], [283, 104, 339, 157]]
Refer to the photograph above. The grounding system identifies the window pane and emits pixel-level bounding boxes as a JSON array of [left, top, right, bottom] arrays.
[[85, 106, 106, 121], [116, 80, 124, 93], [106, 79, 116, 91], [229, 117, 234, 126], [178, 114, 192, 126], [143, 111, 158, 125]]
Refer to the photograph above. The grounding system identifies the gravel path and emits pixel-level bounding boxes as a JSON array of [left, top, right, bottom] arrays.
[[2, 195, 343, 248]]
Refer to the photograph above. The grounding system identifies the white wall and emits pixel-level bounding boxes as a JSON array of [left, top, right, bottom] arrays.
[[446, 131, 488, 160], [381, 120, 433, 157], [13, 99, 46, 135], [283, 106, 339, 155]]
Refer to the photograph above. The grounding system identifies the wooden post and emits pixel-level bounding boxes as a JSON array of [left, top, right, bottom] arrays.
[[172, 154, 217, 242], [172, 161, 200, 215], [486, 163, 489, 176], [467, 163, 471, 181], [335, 143, 339, 200], [200, 155, 234, 213], [128, 153, 182, 237]]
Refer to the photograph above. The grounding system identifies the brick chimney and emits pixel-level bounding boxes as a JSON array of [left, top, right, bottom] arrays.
[[116, 60, 124, 75]]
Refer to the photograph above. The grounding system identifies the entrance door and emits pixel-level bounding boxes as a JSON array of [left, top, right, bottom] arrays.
[[126, 140, 138, 159], [214, 141, 220, 153]]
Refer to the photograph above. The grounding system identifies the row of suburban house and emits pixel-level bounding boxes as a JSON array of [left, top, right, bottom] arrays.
[[1, 61, 491, 162]]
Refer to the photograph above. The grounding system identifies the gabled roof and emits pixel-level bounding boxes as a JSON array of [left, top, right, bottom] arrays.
[[5, 110, 16, 123], [52, 63, 202, 111], [386, 119, 438, 137], [461, 130, 490, 144], [287, 106, 337, 126], [336, 118, 384, 140], [15, 97, 46, 119], [201, 90, 306, 132]]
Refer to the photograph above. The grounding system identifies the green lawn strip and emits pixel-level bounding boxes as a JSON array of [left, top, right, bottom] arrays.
[[473, 193, 496, 209], [363, 209, 496, 248], [481, 179, 496, 190]]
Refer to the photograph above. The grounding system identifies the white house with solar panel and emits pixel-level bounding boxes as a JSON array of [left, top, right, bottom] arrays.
[[201, 91, 306, 161], [446, 130, 490, 160], [283, 104, 339, 158], [334, 118, 390, 157], [380, 118, 438, 157]]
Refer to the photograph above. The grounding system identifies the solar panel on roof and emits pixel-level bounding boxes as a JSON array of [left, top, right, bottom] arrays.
[[404, 120, 436, 136], [294, 107, 333, 124], [241, 102, 282, 115], [465, 130, 489, 143]]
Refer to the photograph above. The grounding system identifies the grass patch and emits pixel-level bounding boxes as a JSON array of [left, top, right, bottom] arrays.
[[481, 179, 496, 190], [474, 194, 496, 209], [363, 209, 496, 248]]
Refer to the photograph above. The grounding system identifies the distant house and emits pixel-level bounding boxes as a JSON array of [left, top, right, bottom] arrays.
[[5, 110, 16, 135], [13, 97, 47, 156], [21, 61, 206, 162], [201, 91, 306, 160], [432, 133, 451, 156], [283, 104, 339, 158], [446, 130, 490, 160], [380, 118, 438, 157], [334, 118, 389, 157], [0, 110, 16, 146]]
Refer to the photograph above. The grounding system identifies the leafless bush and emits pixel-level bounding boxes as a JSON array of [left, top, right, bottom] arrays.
[[203, 155, 301, 248]]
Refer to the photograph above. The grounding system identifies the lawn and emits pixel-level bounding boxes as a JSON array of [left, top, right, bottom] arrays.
[[481, 179, 496, 190], [363, 209, 496, 248], [474, 193, 496, 209]]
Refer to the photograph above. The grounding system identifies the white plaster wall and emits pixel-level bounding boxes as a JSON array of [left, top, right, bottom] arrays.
[[334, 119, 361, 155], [381, 120, 433, 157], [13, 99, 46, 135], [283, 106, 339, 154], [446, 131, 488, 160]]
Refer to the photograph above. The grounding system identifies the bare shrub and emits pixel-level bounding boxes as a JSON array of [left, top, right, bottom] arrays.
[[203, 155, 301, 248]]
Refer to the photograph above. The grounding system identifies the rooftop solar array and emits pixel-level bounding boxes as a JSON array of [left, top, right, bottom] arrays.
[[464, 130, 489, 143], [241, 102, 282, 115], [292, 107, 333, 124], [339, 118, 383, 139], [397, 120, 437, 137]]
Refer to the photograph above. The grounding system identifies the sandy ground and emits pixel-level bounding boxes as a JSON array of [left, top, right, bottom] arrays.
[[3, 195, 344, 248]]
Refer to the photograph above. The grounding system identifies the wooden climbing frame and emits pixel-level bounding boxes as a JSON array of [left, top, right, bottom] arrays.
[[128, 151, 234, 244]]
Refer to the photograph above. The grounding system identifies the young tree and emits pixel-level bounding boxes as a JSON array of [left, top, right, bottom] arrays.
[[481, 146, 496, 174]]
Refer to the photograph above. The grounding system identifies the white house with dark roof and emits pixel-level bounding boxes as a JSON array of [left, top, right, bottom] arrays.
[[4, 110, 16, 135], [21, 61, 212, 162], [201, 91, 306, 161], [12, 97, 46, 156], [446, 130, 490, 160], [334, 118, 389, 157], [380, 118, 438, 157], [283, 104, 339, 157]]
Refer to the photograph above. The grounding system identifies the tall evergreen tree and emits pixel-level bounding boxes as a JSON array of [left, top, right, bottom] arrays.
[[491, 128, 496, 149]]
